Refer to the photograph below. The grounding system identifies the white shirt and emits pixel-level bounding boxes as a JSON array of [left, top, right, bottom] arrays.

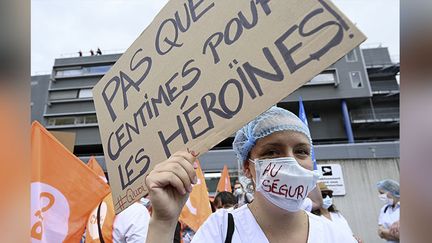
[[378, 203, 400, 243], [113, 202, 150, 243], [192, 204, 356, 243], [320, 212, 353, 236]]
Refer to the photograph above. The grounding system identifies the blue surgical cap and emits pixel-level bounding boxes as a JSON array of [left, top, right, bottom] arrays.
[[377, 179, 400, 198], [233, 106, 312, 162]]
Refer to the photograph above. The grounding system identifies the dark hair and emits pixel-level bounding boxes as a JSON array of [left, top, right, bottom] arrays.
[[214, 191, 237, 208], [312, 204, 339, 216]]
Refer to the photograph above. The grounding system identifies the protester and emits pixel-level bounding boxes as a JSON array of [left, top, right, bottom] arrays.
[[78, 50, 82, 57], [376, 179, 400, 242], [312, 182, 362, 243], [96, 47, 102, 55], [233, 181, 253, 207], [113, 199, 150, 242], [214, 191, 237, 210], [90, 49, 94, 56], [145, 106, 357, 243]]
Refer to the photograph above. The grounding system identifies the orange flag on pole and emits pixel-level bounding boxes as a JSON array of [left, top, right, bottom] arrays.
[[179, 160, 212, 232], [31, 122, 110, 243], [85, 157, 115, 243], [216, 165, 232, 193]]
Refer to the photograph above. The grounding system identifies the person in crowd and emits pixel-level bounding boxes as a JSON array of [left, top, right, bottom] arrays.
[[145, 106, 357, 243], [113, 198, 150, 242], [214, 191, 237, 210], [233, 181, 253, 207], [96, 47, 102, 55], [312, 182, 363, 243], [78, 50, 82, 57], [376, 179, 400, 242], [90, 49, 94, 56]]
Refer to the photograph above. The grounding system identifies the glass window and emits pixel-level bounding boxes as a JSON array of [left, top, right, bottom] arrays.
[[307, 70, 336, 85], [47, 118, 56, 126], [49, 90, 78, 100], [312, 113, 321, 122], [346, 50, 358, 62], [83, 65, 112, 75], [56, 68, 83, 77], [84, 115, 98, 124], [78, 89, 93, 98], [53, 117, 75, 126], [350, 71, 363, 88], [75, 116, 85, 124]]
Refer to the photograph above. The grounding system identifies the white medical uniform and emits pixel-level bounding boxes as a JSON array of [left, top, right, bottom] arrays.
[[112, 202, 150, 243], [378, 202, 400, 243], [191, 204, 357, 243], [320, 212, 353, 235]]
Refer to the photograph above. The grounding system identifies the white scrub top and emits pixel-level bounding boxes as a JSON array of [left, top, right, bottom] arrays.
[[378, 203, 400, 243], [112, 202, 150, 243], [191, 204, 357, 243], [320, 212, 353, 236]]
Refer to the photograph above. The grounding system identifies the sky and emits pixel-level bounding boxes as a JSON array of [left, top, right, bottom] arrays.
[[31, 0, 399, 75]]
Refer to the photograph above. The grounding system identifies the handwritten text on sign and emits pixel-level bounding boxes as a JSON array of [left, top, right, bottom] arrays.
[[93, 0, 365, 213]]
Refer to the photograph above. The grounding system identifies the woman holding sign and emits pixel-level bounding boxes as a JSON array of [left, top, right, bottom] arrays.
[[145, 107, 356, 243]]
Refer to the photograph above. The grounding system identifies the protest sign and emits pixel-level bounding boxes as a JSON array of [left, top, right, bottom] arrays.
[[93, 0, 366, 213]]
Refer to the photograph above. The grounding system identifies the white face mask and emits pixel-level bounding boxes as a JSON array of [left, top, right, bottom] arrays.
[[322, 195, 333, 209], [234, 188, 243, 196], [379, 193, 394, 205], [250, 157, 320, 212]]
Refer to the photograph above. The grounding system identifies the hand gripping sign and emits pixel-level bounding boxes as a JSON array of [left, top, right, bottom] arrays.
[[92, 0, 366, 214]]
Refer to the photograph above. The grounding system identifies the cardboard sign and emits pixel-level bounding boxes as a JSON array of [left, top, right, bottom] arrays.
[[93, 0, 365, 213], [318, 164, 346, 195]]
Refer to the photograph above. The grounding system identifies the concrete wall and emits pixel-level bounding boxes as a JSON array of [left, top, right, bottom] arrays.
[[319, 158, 400, 243]]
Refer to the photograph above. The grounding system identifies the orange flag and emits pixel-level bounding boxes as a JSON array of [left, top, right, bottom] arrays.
[[179, 160, 212, 232], [85, 157, 115, 243], [216, 165, 232, 193], [31, 122, 110, 243]]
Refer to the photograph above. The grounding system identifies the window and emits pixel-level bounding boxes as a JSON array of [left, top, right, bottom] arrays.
[[56, 68, 83, 77], [55, 65, 112, 78], [78, 89, 93, 98], [307, 70, 336, 85], [49, 90, 78, 100], [350, 71, 363, 88], [84, 65, 112, 74], [47, 115, 98, 127], [84, 115, 98, 124], [345, 49, 358, 62], [48, 117, 76, 126], [312, 113, 321, 122], [75, 116, 85, 124]]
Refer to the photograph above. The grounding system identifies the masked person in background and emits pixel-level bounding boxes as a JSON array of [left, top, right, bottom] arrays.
[[145, 107, 357, 243], [233, 181, 253, 207], [376, 179, 400, 243], [312, 183, 363, 243]]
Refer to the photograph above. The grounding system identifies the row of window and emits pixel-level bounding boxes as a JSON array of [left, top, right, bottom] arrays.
[[47, 115, 98, 126], [50, 88, 93, 100], [49, 71, 362, 102], [55, 65, 112, 78]]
